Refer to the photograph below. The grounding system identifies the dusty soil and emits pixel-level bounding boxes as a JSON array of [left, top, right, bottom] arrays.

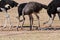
[[0, 30, 60, 40]]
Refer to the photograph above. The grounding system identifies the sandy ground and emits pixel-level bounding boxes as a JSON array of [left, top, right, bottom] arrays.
[[0, 0, 60, 40], [0, 30, 60, 40]]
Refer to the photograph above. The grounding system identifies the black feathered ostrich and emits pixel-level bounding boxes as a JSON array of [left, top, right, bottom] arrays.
[[16, 3, 27, 30], [43, 0, 60, 28], [17, 3, 27, 20], [17, 2, 47, 30], [0, 0, 18, 29]]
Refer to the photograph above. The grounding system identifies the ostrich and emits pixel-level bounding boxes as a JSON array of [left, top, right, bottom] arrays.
[[43, 0, 60, 28], [0, 0, 18, 29], [18, 2, 47, 30], [16, 3, 27, 30]]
